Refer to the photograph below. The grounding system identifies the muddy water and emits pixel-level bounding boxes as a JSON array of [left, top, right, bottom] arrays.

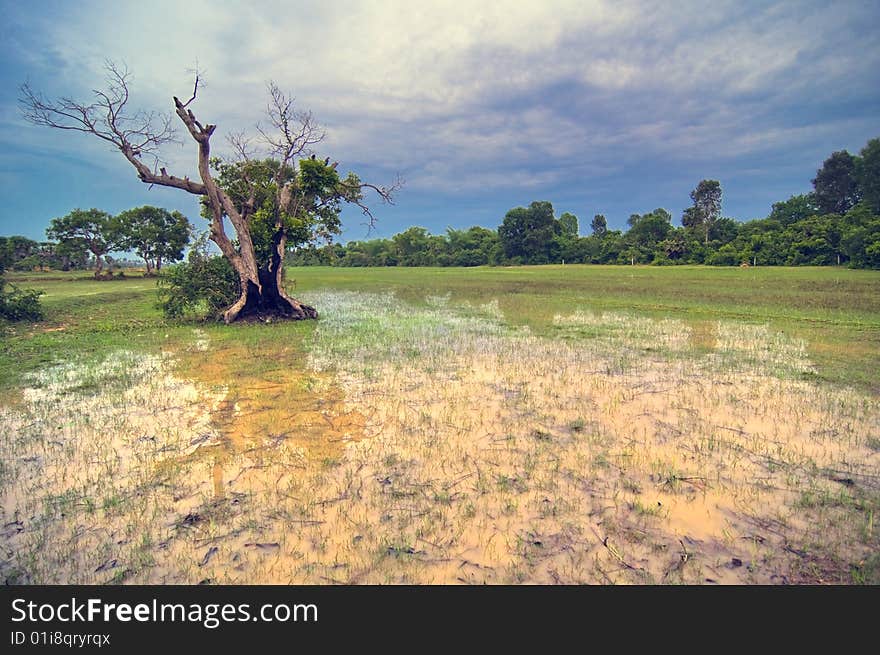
[[688, 320, 717, 352], [173, 341, 368, 470], [2, 299, 878, 585]]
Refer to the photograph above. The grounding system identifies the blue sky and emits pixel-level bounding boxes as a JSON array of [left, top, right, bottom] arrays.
[[1, 0, 879, 243]]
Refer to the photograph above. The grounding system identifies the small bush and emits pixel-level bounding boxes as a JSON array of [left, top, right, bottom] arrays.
[[157, 254, 239, 319], [0, 279, 44, 321]]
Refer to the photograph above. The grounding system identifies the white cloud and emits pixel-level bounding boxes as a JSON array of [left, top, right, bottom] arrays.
[[5, 0, 879, 207]]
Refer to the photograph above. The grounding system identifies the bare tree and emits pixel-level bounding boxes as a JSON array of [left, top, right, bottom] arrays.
[[20, 62, 400, 322]]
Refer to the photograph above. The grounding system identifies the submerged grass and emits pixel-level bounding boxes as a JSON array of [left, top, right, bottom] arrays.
[[1, 265, 878, 584], [288, 265, 880, 392]]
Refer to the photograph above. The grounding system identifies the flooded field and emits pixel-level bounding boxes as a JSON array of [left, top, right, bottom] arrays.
[[2, 288, 877, 584]]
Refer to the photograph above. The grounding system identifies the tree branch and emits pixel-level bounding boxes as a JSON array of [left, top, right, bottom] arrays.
[[20, 60, 179, 175]]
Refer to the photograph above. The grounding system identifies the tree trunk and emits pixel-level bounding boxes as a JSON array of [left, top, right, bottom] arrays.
[[222, 266, 316, 323], [221, 228, 315, 323], [93, 251, 104, 278]]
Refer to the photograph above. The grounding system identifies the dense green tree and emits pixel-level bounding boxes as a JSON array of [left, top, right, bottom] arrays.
[[706, 243, 741, 266], [52, 239, 91, 271], [0, 237, 91, 272], [684, 180, 722, 245], [708, 217, 739, 245], [590, 214, 607, 236], [116, 206, 192, 274], [776, 214, 844, 265], [392, 226, 433, 266], [840, 204, 880, 268], [599, 231, 625, 263], [554, 212, 579, 263], [498, 201, 559, 264], [812, 150, 860, 215], [0, 236, 40, 270], [558, 212, 578, 237], [658, 229, 689, 262], [734, 219, 781, 266], [158, 237, 239, 319], [445, 226, 500, 266], [768, 194, 820, 226], [856, 138, 880, 213], [46, 208, 121, 277], [365, 238, 398, 266], [624, 208, 673, 262]]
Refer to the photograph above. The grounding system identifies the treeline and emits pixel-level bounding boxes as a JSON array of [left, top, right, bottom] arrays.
[[0, 235, 90, 272], [1, 206, 192, 277], [291, 137, 880, 269]]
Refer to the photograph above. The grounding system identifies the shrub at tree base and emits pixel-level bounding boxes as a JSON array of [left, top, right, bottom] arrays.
[[158, 255, 239, 320], [0, 280, 44, 321]]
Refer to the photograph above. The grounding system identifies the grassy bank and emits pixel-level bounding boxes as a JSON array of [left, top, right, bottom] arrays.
[[3, 264, 878, 393]]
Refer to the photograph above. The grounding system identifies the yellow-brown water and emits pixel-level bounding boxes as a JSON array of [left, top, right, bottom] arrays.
[[1, 295, 877, 584]]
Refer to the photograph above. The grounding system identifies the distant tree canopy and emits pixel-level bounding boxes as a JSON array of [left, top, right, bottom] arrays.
[[0, 238, 44, 321], [856, 138, 880, 214], [47, 209, 122, 278], [116, 205, 192, 274], [7, 205, 194, 277], [683, 179, 722, 245], [768, 194, 820, 226], [498, 201, 560, 264], [0, 235, 91, 272], [287, 136, 880, 270], [8, 136, 880, 275], [558, 212, 578, 238], [813, 150, 861, 215]]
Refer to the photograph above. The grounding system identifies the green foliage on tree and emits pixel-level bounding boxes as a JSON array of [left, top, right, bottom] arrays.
[[46, 208, 120, 277], [768, 194, 821, 226], [840, 204, 880, 268], [812, 150, 860, 215], [558, 212, 578, 238], [0, 236, 38, 270], [684, 180, 722, 245], [391, 227, 434, 266], [444, 227, 501, 266], [622, 208, 673, 263], [0, 236, 82, 271], [116, 206, 192, 274], [206, 156, 357, 264], [157, 235, 239, 319], [590, 214, 607, 236], [856, 138, 880, 214], [498, 201, 559, 264]]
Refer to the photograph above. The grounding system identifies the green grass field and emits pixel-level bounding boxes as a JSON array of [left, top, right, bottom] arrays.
[[4, 265, 878, 392], [1, 265, 878, 584]]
